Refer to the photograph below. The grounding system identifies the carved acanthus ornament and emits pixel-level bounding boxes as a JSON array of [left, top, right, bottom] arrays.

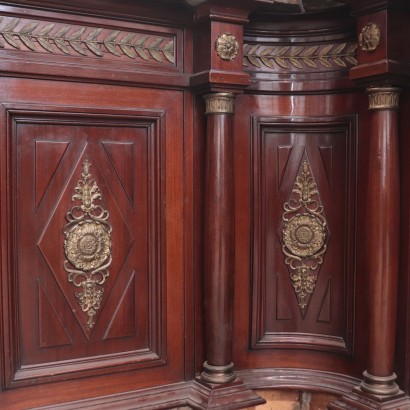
[[63, 160, 112, 329], [281, 158, 328, 313]]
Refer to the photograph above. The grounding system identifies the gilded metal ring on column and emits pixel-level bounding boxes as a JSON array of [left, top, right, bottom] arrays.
[[203, 93, 235, 114], [367, 87, 401, 110]]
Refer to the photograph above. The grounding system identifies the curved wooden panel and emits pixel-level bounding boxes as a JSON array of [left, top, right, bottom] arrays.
[[250, 115, 357, 355]]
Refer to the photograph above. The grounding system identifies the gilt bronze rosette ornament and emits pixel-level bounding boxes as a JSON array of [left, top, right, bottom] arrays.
[[215, 33, 239, 61], [281, 158, 328, 314], [283, 214, 326, 258], [63, 160, 112, 329], [359, 23, 381, 52]]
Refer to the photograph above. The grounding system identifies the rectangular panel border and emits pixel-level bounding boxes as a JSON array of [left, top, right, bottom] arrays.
[[250, 115, 358, 357], [2, 104, 167, 388]]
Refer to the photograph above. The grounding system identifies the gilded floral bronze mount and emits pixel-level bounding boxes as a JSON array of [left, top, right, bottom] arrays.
[[215, 33, 239, 61], [63, 160, 112, 330], [283, 213, 326, 258], [359, 23, 381, 52], [281, 159, 328, 313], [65, 221, 111, 272]]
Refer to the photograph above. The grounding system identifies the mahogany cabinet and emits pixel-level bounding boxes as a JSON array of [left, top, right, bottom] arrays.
[[0, 1, 409, 409]]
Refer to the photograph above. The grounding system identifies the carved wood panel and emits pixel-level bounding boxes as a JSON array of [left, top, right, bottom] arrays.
[[0, 15, 176, 66], [5, 107, 168, 387], [0, 6, 187, 89], [251, 116, 357, 355]]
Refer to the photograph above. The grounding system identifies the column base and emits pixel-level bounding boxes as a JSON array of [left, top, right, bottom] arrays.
[[190, 376, 266, 410], [328, 387, 410, 409], [201, 361, 236, 384], [360, 371, 400, 396]]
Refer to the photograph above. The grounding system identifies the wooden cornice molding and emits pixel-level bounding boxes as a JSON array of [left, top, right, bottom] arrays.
[[339, 0, 410, 15], [0, 0, 193, 25], [192, 0, 256, 23]]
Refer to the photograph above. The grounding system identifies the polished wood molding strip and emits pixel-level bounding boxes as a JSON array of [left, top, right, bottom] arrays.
[[32, 382, 192, 409], [32, 369, 363, 409], [237, 368, 361, 396]]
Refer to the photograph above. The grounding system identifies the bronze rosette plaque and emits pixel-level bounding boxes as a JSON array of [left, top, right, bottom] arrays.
[[215, 33, 239, 61], [359, 23, 381, 52]]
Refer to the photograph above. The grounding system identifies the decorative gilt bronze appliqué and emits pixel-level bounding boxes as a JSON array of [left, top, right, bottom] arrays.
[[215, 33, 239, 61], [281, 158, 328, 315], [359, 23, 381, 52], [63, 160, 112, 329]]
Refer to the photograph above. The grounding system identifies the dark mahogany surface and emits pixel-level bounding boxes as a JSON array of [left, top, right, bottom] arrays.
[[0, 79, 186, 408], [0, 0, 408, 409], [232, 92, 369, 378]]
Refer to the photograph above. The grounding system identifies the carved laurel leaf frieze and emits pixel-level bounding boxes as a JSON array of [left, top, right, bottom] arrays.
[[0, 16, 175, 64], [244, 42, 357, 70]]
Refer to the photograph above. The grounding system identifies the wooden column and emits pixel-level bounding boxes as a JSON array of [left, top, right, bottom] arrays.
[[360, 87, 401, 396], [191, 91, 264, 408], [189, 2, 265, 407], [201, 92, 236, 384], [329, 86, 410, 409]]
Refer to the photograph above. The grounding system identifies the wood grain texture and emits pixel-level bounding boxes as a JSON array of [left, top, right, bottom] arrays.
[[250, 115, 356, 355], [396, 91, 410, 395], [366, 94, 400, 378], [244, 7, 357, 93], [232, 92, 369, 377], [0, 78, 185, 408], [0, 0, 409, 408], [202, 104, 235, 373], [0, 5, 187, 88], [11, 109, 164, 384]]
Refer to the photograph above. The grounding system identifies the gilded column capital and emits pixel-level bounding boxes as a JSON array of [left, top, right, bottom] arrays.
[[367, 87, 401, 110], [203, 93, 235, 114]]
